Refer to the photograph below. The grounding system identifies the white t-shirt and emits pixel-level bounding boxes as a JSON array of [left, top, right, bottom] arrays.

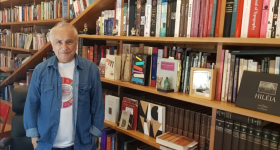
[[53, 58, 75, 148]]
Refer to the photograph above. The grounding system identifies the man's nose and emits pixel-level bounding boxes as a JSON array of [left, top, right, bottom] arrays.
[[62, 43, 68, 50]]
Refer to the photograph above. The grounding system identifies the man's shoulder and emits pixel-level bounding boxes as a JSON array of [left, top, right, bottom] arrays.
[[77, 55, 98, 70], [33, 56, 54, 72]]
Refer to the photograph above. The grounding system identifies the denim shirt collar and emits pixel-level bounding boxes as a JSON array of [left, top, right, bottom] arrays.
[[47, 54, 84, 70]]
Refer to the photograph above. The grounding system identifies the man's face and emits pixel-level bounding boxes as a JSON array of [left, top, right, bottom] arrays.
[[51, 27, 77, 63]]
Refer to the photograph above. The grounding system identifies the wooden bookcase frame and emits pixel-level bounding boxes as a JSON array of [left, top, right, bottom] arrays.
[[1, 0, 280, 149]]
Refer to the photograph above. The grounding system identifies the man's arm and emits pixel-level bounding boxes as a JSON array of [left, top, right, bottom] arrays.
[[89, 65, 105, 137], [23, 68, 41, 138]]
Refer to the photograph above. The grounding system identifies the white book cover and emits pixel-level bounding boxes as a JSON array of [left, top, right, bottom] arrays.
[[157, 58, 181, 92], [116, 0, 122, 36], [186, 0, 193, 37], [156, 0, 162, 37], [174, 0, 182, 37], [276, 1, 280, 38], [252, 62, 258, 72], [224, 53, 231, 102], [275, 57, 280, 74], [105, 55, 121, 80], [238, 59, 244, 92], [145, 0, 152, 37], [127, 0, 130, 36], [221, 50, 229, 102], [105, 95, 120, 123], [247, 59, 253, 71], [266, 0, 275, 38], [240, 0, 251, 38]]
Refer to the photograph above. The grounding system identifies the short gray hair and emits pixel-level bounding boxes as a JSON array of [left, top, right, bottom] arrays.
[[49, 21, 78, 43]]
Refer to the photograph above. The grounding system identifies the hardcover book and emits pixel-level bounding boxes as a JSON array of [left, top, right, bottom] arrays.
[[236, 71, 280, 116], [138, 100, 166, 138], [130, 54, 151, 86], [105, 95, 120, 123], [121, 97, 138, 130]]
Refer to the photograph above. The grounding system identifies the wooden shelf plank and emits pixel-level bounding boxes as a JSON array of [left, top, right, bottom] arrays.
[[0, 99, 12, 107], [0, 67, 14, 73], [0, 18, 72, 26], [79, 35, 280, 46], [104, 120, 160, 149], [0, 46, 38, 53], [101, 77, 280, 124]]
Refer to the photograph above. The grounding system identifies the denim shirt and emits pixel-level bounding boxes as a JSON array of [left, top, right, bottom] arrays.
[[23, 54, 105, 150]]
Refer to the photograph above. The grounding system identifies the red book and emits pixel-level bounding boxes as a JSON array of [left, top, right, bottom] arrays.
[[87, 47, 90, 60], [94, 45, 98, 64], [191, 0, 197, 37], [214, 0, 222, 37], [90, 46, 94, 62], [121, 97, 138, 130], [203, 0, 210, 37], [216, 49, 225, 101], [100, 46, 111, 58], [247, 0, 263, 37], [199, 0, 206, 37], [106, 136, 111, 150], [234, 0, 244, 37]]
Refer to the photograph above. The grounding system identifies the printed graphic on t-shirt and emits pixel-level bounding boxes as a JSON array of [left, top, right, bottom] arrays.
[[61, 77, 73, 108]]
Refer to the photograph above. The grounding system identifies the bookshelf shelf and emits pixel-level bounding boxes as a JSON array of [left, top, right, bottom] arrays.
[[0, 18, 72, 26], [0, 46, 38, 53], [101, 77, 280, 124], [0, 67, 14, 73], [104, 120, 160, 149], [0, 99, 12, 107], [79, 35, 280, 46]]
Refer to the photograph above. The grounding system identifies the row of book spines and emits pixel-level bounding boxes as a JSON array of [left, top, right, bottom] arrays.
[[166, 105, 212, 150], [106, 133, 117, 150], [226, 0, 280, 38], [214, 117, 280, 150], [122, 0, 222, 37]]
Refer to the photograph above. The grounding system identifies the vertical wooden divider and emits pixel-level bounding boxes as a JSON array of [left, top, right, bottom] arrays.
[[218, 0, 226, 37], [119, 40, 123, 55], [214, 43, 223, 100], [209, 108, 217, 150]]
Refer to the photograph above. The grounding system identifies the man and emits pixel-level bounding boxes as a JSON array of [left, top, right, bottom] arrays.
[[23, 21, 104, 150]]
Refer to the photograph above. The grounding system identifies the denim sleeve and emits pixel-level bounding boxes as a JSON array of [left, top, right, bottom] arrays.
[[89, 65, 104, 137], [23, 68, 41, 137]]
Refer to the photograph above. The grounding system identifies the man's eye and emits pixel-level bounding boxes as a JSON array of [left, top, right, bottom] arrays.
[[57, 41, 62, 44], [66, 40, 73, 44]]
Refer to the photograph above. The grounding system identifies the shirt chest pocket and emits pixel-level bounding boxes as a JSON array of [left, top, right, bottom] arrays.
[[40, 83, 54, 106], [78, 84, 91, 105]]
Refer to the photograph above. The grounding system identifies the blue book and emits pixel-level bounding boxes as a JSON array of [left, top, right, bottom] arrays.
[[210, 0, 217, 37], [160, 0, 168, 37], [232, 57, 239, 103], [62, 0, 68, 18], [230, 0, 239, 37], [151, 49, 158, 87]]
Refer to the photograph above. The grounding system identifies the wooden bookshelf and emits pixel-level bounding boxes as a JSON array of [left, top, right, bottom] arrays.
[[79, 34, 280, 46], [0, 99, 12, 107], [101, 77, 280, 125], [0, 46, 38, 53], [104, 120, 160, 149], [0, 67, 14, 73], [0, 18, 72, 26]]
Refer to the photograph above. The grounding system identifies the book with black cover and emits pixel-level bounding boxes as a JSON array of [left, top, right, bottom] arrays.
[[238, 123, 247, 150], [214, 117, 224, 150], [130, 54, 151, 86], [252, 127, 262, 150], [223, 0, 234, 37], [222, 119, 233, 150], [231, 121, 240, 150], [236, 71, 280, 117], [245, 125, 254, 150], [129, 0, 137, 36]]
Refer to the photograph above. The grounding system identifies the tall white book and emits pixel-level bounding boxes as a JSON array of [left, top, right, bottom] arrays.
[[174, 0, 182, 37], [105, 95, 120, 123], [105, 55, 121, 80], [145, 0, 152, 37], [116, 0, 122, 36], [240, 0, 251, 38], [156, 0, 162, 37], [266, 0, 275, 38], [186, 0, 193, 37]]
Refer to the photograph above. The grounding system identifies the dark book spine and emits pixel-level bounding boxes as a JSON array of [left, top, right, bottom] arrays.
[[169, 106, 174, 132], [179, 0, 186, 37], [166, 0, 172, 37], [214, 117, 224, 150], [271, 0, 279, 38], [231, 121, 241, 150], [253, 127, 262, 150], [136, 0, 142, 36], [232, 57, 239, 103], [194, 112, 201, 143], [150, 0, 157, 36], [223, 0, 234, 37], [183, 0, 189, 37], [183, 109, 190, 136], [269, 131, 279, 150], [78, 38, 83, 56], [177, 108, 185, 135], [246, 125, 255, 150], [170, 0, 177, 37], [166, 105, 171, 133], [188, 110, 195, 138], [199, 114, 208, 150], [173, 107, 180, 134], [140, 0, 146, 36], [262, 129, 271, 150], [222, 119, 233, 150], [227, 54, 235, 103], [204, 115, 211, 150], [238, 123, 248, 150]]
